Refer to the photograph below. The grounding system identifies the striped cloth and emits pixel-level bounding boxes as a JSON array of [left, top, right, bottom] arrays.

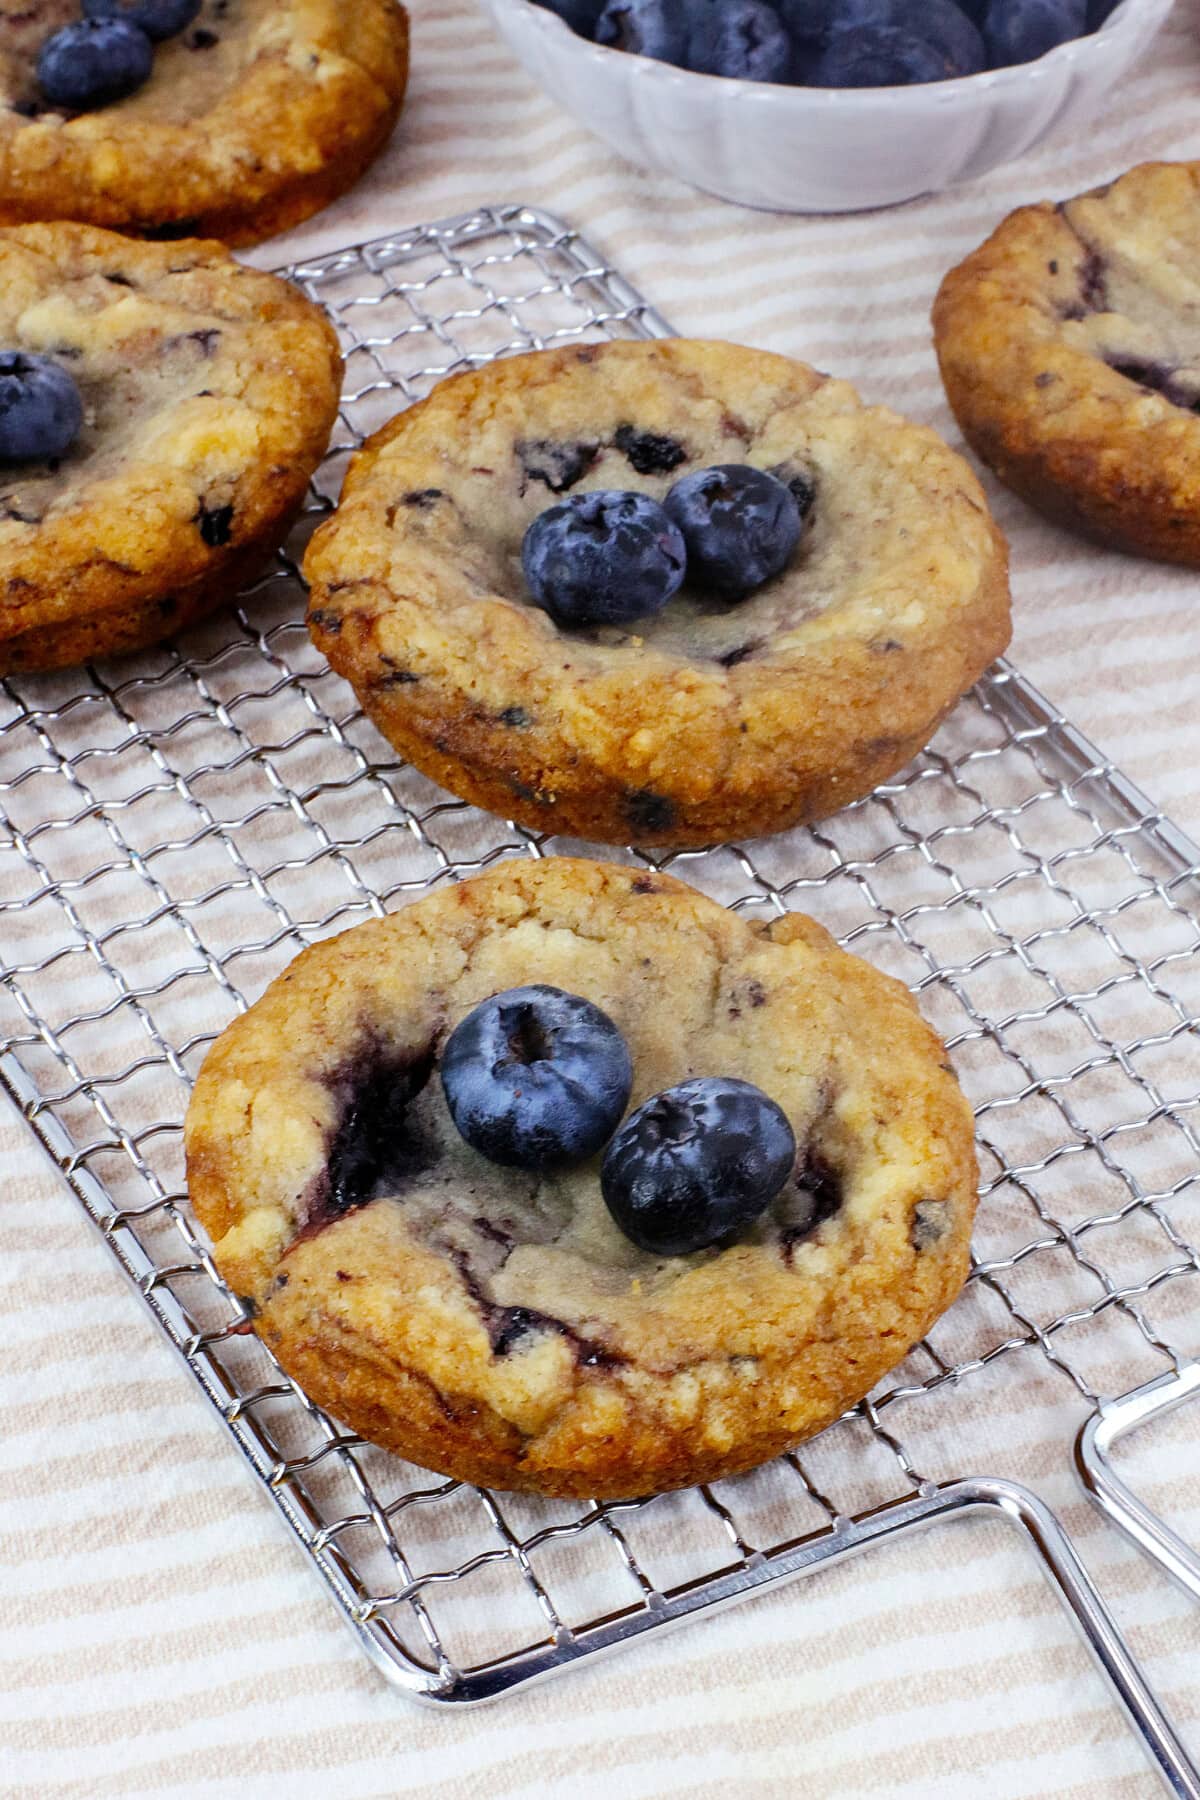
[[6, 1, 1200, 1794]]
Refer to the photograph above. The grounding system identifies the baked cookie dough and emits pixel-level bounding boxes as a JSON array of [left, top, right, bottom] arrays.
[[304, 338, 1011, 847], [0, 221, 342, 673], [934, 160, 1200, 563], [185, 856, 979, 1499], [0, 0, 408, 246]]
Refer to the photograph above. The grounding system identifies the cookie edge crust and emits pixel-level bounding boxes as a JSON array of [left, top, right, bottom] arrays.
[[933, 164, 1200, 565], [0, 2, 409, 249], [0, 499, 304, 672], [304, 339, 1012, 846], [185, 858, 979, 1499], [0, 224, 344, 671], [256, 1241, 973, 1499]]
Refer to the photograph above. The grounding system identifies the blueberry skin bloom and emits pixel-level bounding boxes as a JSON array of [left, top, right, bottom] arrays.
[[83, 0, 202, 41], [522, 489, 686, 628], [595, 0, 690, 62], [0, 354, 83, 463], [37, 19, 154, 111], [664, 464, 802, 600], [531, 0, 607, 36], [810, 24, 958, 85], [441, 985, 634, 1171], [602, 1077, 797, 1256], [984, 0, 1087, 66], [687, 2, 792, 81], [775, 0, 839, 41], [836, 0, 986, 75]]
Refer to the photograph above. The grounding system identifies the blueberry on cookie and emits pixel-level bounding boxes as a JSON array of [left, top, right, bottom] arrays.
[[441, 985, 634, 1169], [185, 857, 978, 1498], [664, 463, 803, 599], [522, 489, 686, 627], [602, 1076, 797, 1255], [0, 352, 83, 462], [0, 1, 408, 247], [934, 161, 1200, 564], [37, 18, 154, 111], [305, 338, 1010, 847], [0, 221, 342, 674], [83, 0, 203, 41]]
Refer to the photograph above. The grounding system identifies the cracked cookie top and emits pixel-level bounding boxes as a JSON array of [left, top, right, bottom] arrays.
[[934, 161, 1200, 562], [0, 0, 408, 245], [0, 220, 341, 666], [185, 857, 978, 1496]]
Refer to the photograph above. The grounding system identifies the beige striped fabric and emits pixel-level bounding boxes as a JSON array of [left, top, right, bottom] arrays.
[[6, 1, 1200, 1794]]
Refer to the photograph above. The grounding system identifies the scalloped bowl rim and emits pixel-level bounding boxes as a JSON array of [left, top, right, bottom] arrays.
[[489, 0, 1174, 107]]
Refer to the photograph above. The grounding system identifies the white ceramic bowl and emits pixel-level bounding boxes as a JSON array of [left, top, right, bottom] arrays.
[[476, 0, 1174, 212]]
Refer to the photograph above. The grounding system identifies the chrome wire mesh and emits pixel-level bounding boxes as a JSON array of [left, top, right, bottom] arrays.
[[5, 203, 1200, 1704]]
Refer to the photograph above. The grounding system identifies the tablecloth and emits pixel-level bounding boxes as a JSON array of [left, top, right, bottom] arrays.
[[6, 2, 1200, 1794]]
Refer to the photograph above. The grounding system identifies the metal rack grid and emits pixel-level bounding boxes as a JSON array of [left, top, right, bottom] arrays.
[[4, 203, 1200, 1785]]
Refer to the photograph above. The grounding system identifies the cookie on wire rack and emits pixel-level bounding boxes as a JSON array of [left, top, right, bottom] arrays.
[[0, 221, 342, 674], [303, 337, 1011, 848], [185, 856, 978, 1500], [934, 160, 1200, 563], [0, 0, 408, 247]]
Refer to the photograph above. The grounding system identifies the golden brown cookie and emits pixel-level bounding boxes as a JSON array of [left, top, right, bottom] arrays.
[[934, 161, 1200, 563], [185, 856, 978, 1499], [0, 0, 408, 247], [303, 338, 1010, 848], [0, 221, 342, 674]]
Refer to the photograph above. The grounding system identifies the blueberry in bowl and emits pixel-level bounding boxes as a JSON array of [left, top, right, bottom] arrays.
[[484, 0, 1171, 210], [539, 0, 1139, 77]]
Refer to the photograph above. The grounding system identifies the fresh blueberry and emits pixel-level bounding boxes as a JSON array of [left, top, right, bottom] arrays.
[[522, 489, 686, 628], [530, 0, 607, 36], [836, 0, 985, 72], [37, 19, 153, 110], [595, 0, 690, 62], [984, 0, 1086, 66], [687, 2, 792, 80], [810, 23, 960, 83], [775, 0, 839, 39], [0, 354, 83, 462], [440, 986, 633, 1172], [664, 464, 802, 600], [601, 1077, 796, 1257], [83, 0, 202, 41], [1086, 0, 1120, 24]]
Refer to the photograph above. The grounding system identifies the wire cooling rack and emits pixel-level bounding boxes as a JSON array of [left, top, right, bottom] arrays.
[[4, 203, 1200, 1789]]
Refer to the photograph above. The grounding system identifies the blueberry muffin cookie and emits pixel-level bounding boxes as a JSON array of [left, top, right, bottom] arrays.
[[934, 161, 1200, 563], [0, 0, 408, 247], [304, 339, 1010, 847], [0, 221, 341, 673], [185, 857, 978, 1499]]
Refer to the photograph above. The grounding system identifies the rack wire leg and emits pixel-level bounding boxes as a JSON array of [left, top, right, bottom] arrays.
[[1077, 1365, 1200, 1603], [965, 1478, 1200, 1800]]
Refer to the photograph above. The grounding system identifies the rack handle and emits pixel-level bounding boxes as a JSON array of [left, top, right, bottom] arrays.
[[1077, 1363, 1200, 1603]]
